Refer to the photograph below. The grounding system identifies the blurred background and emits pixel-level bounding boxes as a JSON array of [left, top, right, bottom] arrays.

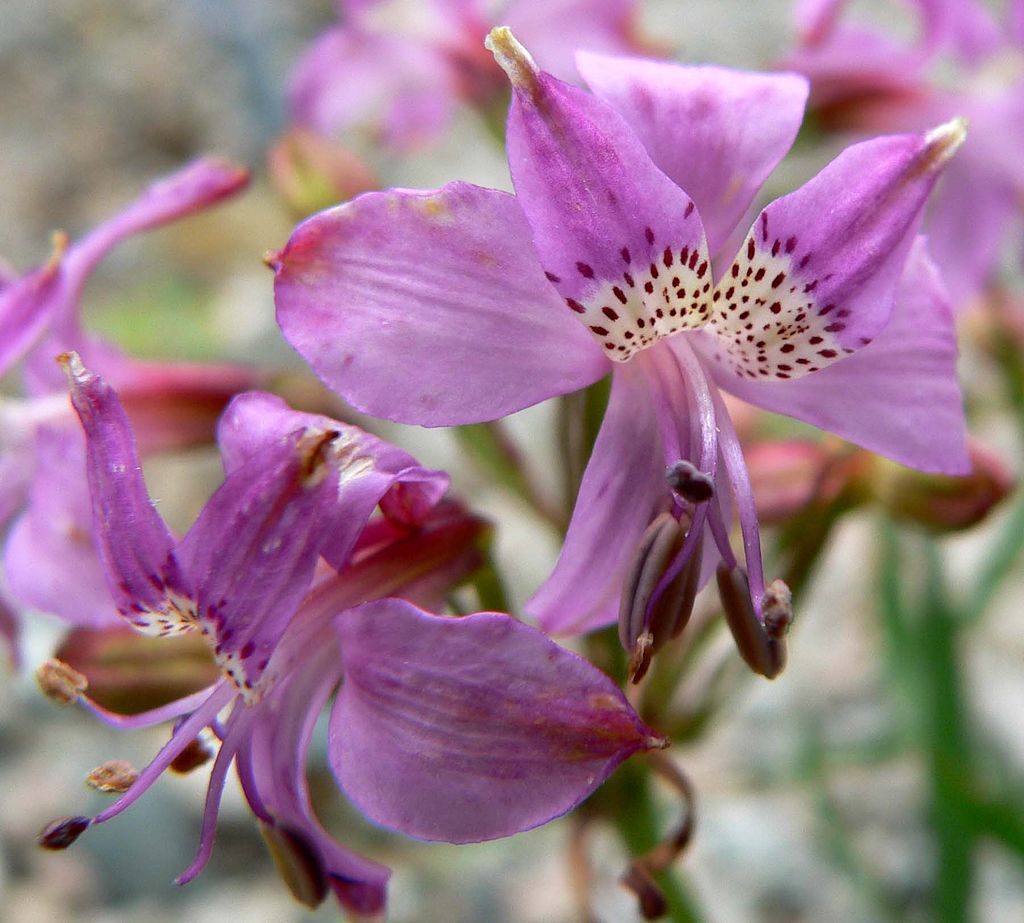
[[3, 1, 1024, 921]]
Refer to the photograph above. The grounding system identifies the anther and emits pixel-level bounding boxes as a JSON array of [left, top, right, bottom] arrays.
[[36, 659, 88, 705], [260, 822, 329, 909], [38, 815, 90, 850], [716, 565, 788, 679], [169, 734, 215, 774], [666, 460, 715, 503], [620, 512, 702, 683], [761, 579, 793, 640], [86, 759, 139, 794]]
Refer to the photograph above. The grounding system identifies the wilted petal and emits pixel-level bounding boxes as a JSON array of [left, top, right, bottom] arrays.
[[577, 55, 808, 256], [64, 354, 192, 634], [528, 362, 666, 635], [701, 120, 965, 382], [331, 598, 663, 843], [709, 238, 969, 474], [274, 182, 608, 425], [489, 28, 711, 362]]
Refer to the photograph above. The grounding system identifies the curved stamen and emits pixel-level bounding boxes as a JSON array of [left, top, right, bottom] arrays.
[[176, 702, 255, 885], [92, 681, 235, 825], [709, 384, 767, 609], [77, 685, 219, 731]]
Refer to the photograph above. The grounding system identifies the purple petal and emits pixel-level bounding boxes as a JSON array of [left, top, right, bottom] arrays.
[[175, 428, 343, 695], [273, 181, 608, 425], [503, 0, 649, 83], [701, 120, 965, 383], [527, 361, 667, 635], [215, 392, 448, 563], [0, 241, 65, 377], [707, 237, 969, 474], [64, 354, 192, 634], [577, 55, 808, 256], [3, 426, 120, 626], [488, 28, 711, 362], [288, 25, 458, 149], [330, 598, 663, 843]]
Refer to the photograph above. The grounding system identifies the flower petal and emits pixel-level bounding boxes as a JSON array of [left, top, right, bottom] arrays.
[[288, 25, 458, 150], [706, 237, 969, 474], [701, 121, 964, 383], [577, 54, 808, 257], [64, 354, 193, 635], [488, 28, 710, 362], [3, 427, 120, 626], [273, 181, 608, 425], [527, 361, 667, 635], [330, 598, 663, 843]]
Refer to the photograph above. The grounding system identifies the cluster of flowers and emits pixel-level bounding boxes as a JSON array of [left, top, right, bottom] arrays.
[[4, 0, 1019, 915]]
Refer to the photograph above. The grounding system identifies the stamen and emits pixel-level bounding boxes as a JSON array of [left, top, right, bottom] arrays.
[[619, 512, 702, 683], [261, 822, 329, 909], [86, 760, 139, 794], [716, 565, 786, 679], [485, 27, 540, 98], [36, 659, 87, 704], [169, 734, 215, 774]]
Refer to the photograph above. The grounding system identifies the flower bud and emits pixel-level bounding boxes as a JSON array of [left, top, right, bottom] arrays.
[[875, 441, 1015, 533], [267, 128, 377, 218]]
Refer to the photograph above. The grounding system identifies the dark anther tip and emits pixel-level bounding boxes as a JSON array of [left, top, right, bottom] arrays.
[[38, 815, 90, 850], [666, 460, 715, 503]]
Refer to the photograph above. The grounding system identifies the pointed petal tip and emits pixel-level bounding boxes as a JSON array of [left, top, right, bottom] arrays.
[[924, 117, 968, 169], [56, 350, 87, 384], [485, 26, 540, 95], [263, 248, 283, 272]]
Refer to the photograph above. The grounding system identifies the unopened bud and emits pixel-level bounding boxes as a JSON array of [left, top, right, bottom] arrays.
[[716, 565, 788, 679], [876, 442, 1014, 533], [666, 460, 715, 504], [38, 815, 90, 850], [619, 512, 702, 683], [260, 822, 329, 909], [267, 128, 377, 219], [86, 759, 138, 794], [169, 735, 214, 774], [36, 659, 88, 704]]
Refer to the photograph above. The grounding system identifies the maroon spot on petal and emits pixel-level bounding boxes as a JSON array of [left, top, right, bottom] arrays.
[[837, 308, 851, 318], [566, 298, 585, 313], [644, 280, 654, 294], [731, 264, 740, 278], [818, 303, 835, 316], [679, 246, 689, 265], [676, 289, 686, 299], [760, 212, 769, 242], [613, 286, 628, 304], [785, 236, 797, 254], [544, 271, 561, 283], [650, 263, 660, 278], [780, 343, 794, 353], [696, 260, 708, 279], [769, 301, 781, 314], [809, 336, 823, 345], [655, 308, 664, 317], [645, 227, 655, 245], [688, 250, 699, 270], [604, 341, 615, 349], [602, 306, 619, 321], [754, 267, 766, 282], [771, 272, 786, 288], [624, 330, 635, 339], [824, 322, 846, 333], [712, 291, 721, 302], [747, 238, 755, 260], [589, 325, 609, 336], [798, 253, 812, 270], [624, 272, 635, 287], [818, 348, 838, 358], [576, 261, 595, 278], [240, 641, 255, 660], [620, 246, 631, 264], [684, 201, 695, 218], [771, 239, 781, 257], [663, 247, 674, 267]]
